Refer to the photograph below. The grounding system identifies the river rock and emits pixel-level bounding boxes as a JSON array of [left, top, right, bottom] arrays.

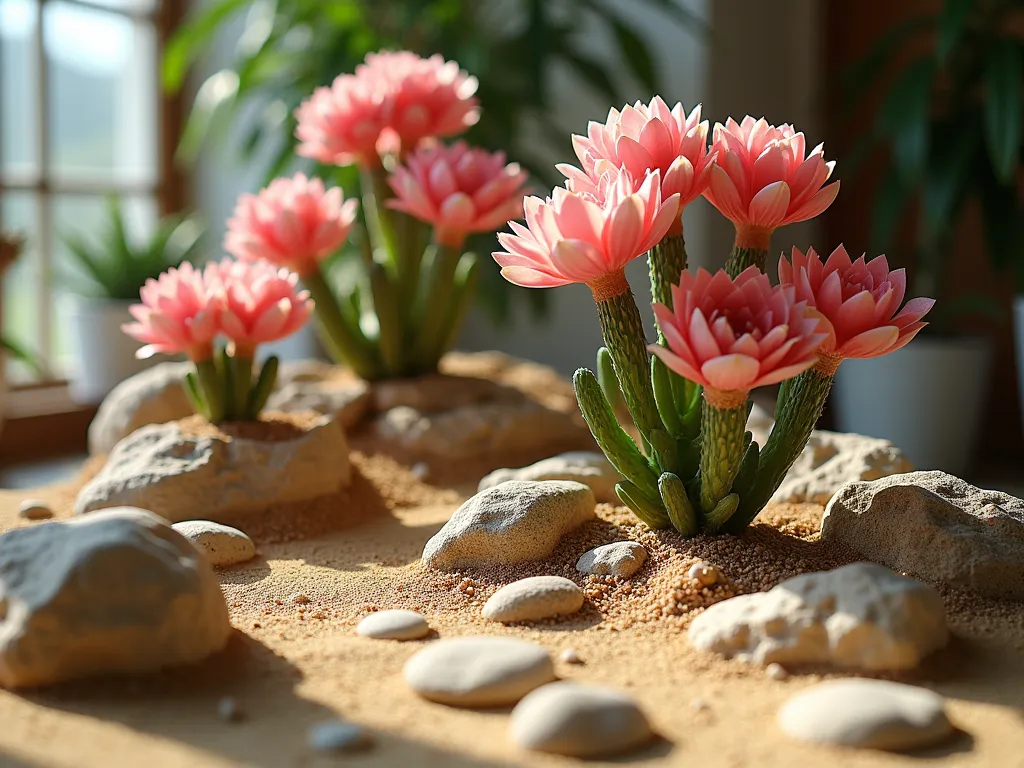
[[422, 481, 596, 571], [510, 682, 654, 757], [75, 415, 350, 524], [478, 452, 619, 504], [482, 576, 585, 623], [688, 562, 947, 671], [821, 471, 1024, 600], [576, 541, 647, 578], [773, 430, 914, 505], [0, 507, 231, 688], [171, 521, 256, 566], [404, 637, 555, 707], [778, 679, 954, 750], [356, 609, 430, 640], [307, 720, 373, 753], [18, 500, 53, 521]]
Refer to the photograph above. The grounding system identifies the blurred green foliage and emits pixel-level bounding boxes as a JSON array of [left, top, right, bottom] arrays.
[[843, 0, 1024, 331], [163, 0, 705, 322]]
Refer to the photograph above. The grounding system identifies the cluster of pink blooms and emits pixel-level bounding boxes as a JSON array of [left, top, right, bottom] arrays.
[[123, 258, 313, 362], [493, 97, 931, 402]]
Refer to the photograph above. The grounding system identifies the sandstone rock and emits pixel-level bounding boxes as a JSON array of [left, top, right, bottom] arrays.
[[576, 541, 647, 578], [821, 471, 1024, 600], [773, 430, 914, 505], [88, 362, 192, 455], [778, 680, 953, 750], [18, 500, 53, 521], [264, 361, 371, 430], [404, 637, 555, 707], [356, 609, 430, 640], [75, 416, 350, 524], [307, 720, 373, 753], [481, 576, 585, 623], [688, 562, 947, 671], [510, 682, 654, 758], [479, 452, 619, 504], [0, 507, 231, 688], [171, 521, 256, 567], [421, 481, 596, 571]]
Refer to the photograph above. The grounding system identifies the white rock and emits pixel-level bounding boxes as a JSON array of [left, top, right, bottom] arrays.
[[510, 682, 654, 758], [75, 415, 350, 524], [356, 610, 430, 640], [172, 521, 256, 567], [822, 470, 1024, 600], [404, 637, 555, 707], [778, 679, 953, 750], [307, 720, 373, 753], [18, 499, 53, 520], [772, 430, 914, 505], [688, 562, 947, 671], [217, 697, 244, 723], [421, 481, 596, 571], [559, 648, 584, 665], [482, 576, 585, 623], [766, 663, 789, 680], [576, 541, 647, 578], [479, 452, 619, 503], [0, 507, 231, 688]]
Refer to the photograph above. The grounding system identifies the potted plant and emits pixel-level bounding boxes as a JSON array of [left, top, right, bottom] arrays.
[[60, 198, 205, 403], [829, 0, 1022, 473]]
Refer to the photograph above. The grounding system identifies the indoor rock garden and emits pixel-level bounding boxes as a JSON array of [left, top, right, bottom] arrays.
[[0, 47, 1022, 768]]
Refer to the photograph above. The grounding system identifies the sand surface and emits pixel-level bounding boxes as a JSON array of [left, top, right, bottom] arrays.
[[0, 452, 1022, 768]]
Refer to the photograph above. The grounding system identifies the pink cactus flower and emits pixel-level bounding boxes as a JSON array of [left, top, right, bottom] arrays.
[[225, 173, 358, 277], [295, 74, 389, 167], [387, 141, 528, 248], [558, 98, 714, 231], [122, 262, 222, 362], [704, 117, 840, 249], [356, 51, 480, 155], [650, 267, 827, 406], [493, 167, 680, 297], [214, 259, 314, 358], [779, 246, 935, 372]]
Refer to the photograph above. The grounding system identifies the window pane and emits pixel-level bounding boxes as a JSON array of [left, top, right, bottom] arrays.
[[83, 0, 157, 12], [45, 2, 157, 185], [51, 194, 158, 368], [1, 192, 42, 379], [0, 0, 39, 176]]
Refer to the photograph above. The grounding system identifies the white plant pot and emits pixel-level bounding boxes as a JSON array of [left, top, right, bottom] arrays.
[[831, 336, 992, 475], [62, 296, 156, 404], [1015, 296, 1024, 436]]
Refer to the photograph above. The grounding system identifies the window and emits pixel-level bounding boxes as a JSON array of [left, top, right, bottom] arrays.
[[0, 0, 184, 384]]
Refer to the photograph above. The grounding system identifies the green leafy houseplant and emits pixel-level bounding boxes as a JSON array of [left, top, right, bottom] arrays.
[[162, 0, 705, 321], [843, 0, 1024, 326], [61, 198, 206, 300], [0, 232, 46, 379]]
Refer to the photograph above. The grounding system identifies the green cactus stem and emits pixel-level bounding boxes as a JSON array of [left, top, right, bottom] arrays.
[[648, 232, 688, 313], [301, 266, 381, 380], [589, 269, 661, 440], [436, 253, 480, 360], [368, 260, 403, 374], [193, 357, 226, 423], [659, 471, 698, 536], [699, 389, 748, 525], [246, 355, 279, 419], [723, 358, 840, 534], [724, 225, 772, 277], [414, 243, 463, 370], [229, 354, 253, 421], [616, 480, 671, 530]]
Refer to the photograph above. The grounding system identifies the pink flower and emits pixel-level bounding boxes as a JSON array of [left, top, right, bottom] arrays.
[[650, 267, 826, 402], [225, 173, 358, 277], [214, 259, 314, 357], [295, 74, 389, 167], [493, 167, 679, 293], [779, 246, 934, 364], [123, 262, 222, 362], [387, 141, 528, 247], [704, 117, 839, 244], [558, 98, 714, 229], [356, 51, 480, 155]]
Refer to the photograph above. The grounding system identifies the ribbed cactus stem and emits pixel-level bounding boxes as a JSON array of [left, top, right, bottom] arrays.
[[723, 360, 839, 533], [699, 388, 748, 522], [301, 266, 380, 380], [648, 232, 688, 313], [724, 225, 772, 277], [589, 269, 660, 440]]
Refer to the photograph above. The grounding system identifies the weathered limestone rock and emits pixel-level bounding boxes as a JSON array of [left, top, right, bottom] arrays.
[[688, 562, 948, 671], [422, 481, 596, 571], [75, 415, 350, 524], [479, 452, 619, 503], [481, 576, 585, 623], [0, 507, 231, 688], [576, 541, 648, 578], [171, 520, 256, 567], [822, 470, 1024, 599]]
